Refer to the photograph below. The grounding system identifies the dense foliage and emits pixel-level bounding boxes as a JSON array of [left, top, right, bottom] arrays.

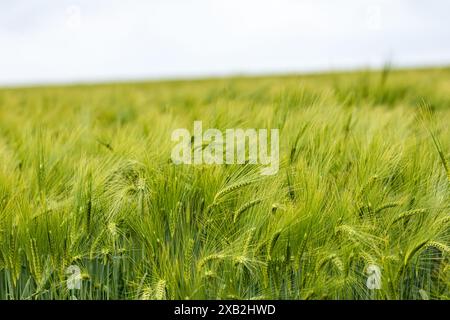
[[0, 67, 449, 299]]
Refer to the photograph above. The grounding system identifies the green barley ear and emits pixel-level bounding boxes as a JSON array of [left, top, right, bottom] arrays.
[[169, 202, 181, 238], [335, 224, 357, 238], [391, 209, 427, 225], [331, 256, 345, 273], [198, 253, 226, 269], [154, 279, 167, 300], [402, 240, 449, 279], [250, 295, 269, 300], [242, 228, 255, 257], [184, 238, 194, 281], [233, 199, 262, 223], [7, 230, 20, 286], [360, 252, 376, 267], [439, 215, 450, 225], [213, 179, 255, 204], [30, 238, 42, 285], [425, 241, 450, 255], [140, 287, 152, 300], [374, 201, 402, 214], [419, 289, 429, 300], [316, 254, 344, 274]]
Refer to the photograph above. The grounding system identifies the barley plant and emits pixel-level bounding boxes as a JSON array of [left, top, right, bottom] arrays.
[[0, 67, 449, 300]]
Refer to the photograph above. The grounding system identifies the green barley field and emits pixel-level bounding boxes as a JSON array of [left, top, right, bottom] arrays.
[[0, 67, 449, 300]]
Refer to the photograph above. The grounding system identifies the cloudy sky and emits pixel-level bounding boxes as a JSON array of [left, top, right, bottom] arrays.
[[0, 0, 449, 85]]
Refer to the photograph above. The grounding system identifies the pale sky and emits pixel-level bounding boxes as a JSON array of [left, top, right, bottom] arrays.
[[0, 0, 449, 85]]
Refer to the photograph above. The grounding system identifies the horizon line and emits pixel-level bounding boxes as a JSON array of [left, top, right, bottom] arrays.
[[1, 61, 449, 90]]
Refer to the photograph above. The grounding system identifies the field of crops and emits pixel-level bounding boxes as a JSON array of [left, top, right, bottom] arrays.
[[0, 67, 449, 299]]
